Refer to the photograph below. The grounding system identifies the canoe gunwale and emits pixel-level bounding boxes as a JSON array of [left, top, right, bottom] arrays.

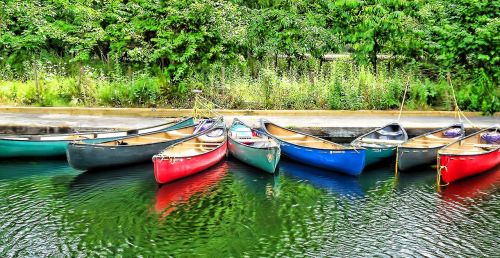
[[439, 150, 499, 158], [0, 116, 194, 142], [438, 125, 500, 156], [228, 118, 279, 151], [153, 117, 227, 159], [68, 123, 198, 148], [400, 123, 464, 148], [227, 136, 279, 152], [398, 145, 442, 151], [259, 119, 364, 152], [351, 122, 408, 146], [153, 139, 227, 160]]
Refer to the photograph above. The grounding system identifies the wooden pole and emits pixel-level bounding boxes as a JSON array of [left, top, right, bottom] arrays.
[[33, 60, 39, 103]]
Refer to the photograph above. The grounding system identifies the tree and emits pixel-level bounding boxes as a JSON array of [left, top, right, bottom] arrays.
[[341, 0, 416, 73]]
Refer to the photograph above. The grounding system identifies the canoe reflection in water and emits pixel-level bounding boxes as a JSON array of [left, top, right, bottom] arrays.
[[440, 166, 500, 205], [0, 159, 76, 180], [279, 160, 392, 199], [228, 160, 280, 199], [280, 160, 364, 198], [155, 162, 228, 217], [395, 166, 437, 190]]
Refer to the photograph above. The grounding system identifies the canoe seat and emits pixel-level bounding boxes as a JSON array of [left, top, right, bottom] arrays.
[[116, 140, 129, 145], [166, 131, 191, 137], [360, 138, 405, 145], [473, 144, 499, 150], [414, 137, 455, 143], [231, 124, 253, 138], [198, 135, 224, 143], [135, 136, 169, 143], [29, 135, 41, 141], [279, 134, 305, 140], [235, 138, 270, 143], [126, 129, 139, 135], [377, 130, 403, 136]]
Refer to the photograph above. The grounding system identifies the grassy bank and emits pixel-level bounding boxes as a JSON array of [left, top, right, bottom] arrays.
[[0, 59, 496, 113]]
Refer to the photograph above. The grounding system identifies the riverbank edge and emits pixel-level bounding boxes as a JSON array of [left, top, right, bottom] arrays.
[[0, 106, 497, 118]]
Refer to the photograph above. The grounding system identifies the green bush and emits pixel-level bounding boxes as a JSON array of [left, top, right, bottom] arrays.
[[457, 70, 499, 114], [128, 76, 161, 106]]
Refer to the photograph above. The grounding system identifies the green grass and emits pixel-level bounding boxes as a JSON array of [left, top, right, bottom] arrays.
[[0, 59, 494, 113]]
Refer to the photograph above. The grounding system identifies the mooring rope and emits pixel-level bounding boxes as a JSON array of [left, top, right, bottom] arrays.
[[446, 74, 478, 128], [394, 147, 401, 176], [435, 155, 450, 191], [397, 77, 411, 121], [193, 91, 242, 117]]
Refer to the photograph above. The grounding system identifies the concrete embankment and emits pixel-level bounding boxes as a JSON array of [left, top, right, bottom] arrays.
[[0, 107, 498, 140]]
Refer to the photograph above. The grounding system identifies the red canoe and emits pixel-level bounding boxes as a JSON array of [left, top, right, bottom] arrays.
[[153, 126, 227, 184], [438, 126, 499, 183]]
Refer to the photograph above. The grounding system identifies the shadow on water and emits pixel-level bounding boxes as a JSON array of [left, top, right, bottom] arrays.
[[0, 159, 77, 180], [68, 162, 157, 197], [155, 161, 228, 216]]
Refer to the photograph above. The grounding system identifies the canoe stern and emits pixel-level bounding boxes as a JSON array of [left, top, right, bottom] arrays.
[[397, 146, 440, 171]]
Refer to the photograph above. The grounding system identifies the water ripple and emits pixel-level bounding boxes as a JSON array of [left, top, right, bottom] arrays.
[[0, 160, 498, 256]]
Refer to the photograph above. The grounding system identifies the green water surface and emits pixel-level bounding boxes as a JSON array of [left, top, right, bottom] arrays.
[[0, 159, 498, 257]]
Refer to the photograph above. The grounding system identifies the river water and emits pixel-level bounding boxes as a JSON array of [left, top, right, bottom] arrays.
[[0, 158, 498, 257]]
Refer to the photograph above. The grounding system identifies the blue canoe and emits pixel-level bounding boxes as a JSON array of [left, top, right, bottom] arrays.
[[259, 120, 366, 176]]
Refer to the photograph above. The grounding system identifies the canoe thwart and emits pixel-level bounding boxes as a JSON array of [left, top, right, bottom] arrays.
[[234, 138, 272, 143], [287, 140, 325, 143], [360, 138, 405, 145], [278, 134, 306, 139]]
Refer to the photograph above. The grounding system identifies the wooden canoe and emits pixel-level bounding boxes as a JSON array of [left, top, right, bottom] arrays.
[[0, 117, 194, 158], [351, 122, 408, 166], [397, 124, 464, 171], [259, 120, 366, 176], [153, 123, 228, 184], [228, 118, 280, 174], [66, 118, 217, 170], [438, 126, 499, 183]]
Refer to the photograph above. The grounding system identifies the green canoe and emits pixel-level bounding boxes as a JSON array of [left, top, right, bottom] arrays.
[[228, 119, 281, 174], [364, 146, 398, 166], [0, 117, 194, 158], [351, 122, 408, 166]]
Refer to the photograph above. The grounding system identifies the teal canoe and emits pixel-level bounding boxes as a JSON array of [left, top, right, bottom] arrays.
[[351, 122, 408, 166], [0, 117, 194, 158], [228, 119, 280, 174]]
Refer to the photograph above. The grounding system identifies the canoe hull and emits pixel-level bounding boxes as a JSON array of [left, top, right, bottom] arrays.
[[66, 120, 195, 170], [278, 140, 366, 176], [0, 117, 194, 159], [0, 137, 124, 158], [228, 137, 280, 174], [153, 142, 228, 184], [365, 146, 396, 166], [397, 146, 440, 171], [67, 138, 186, 170], [439, 150, 500, 183], [0, 140, 70, 158]]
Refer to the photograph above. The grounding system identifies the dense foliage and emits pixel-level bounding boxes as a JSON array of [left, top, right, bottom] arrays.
[[0, 0, 498, 113]]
